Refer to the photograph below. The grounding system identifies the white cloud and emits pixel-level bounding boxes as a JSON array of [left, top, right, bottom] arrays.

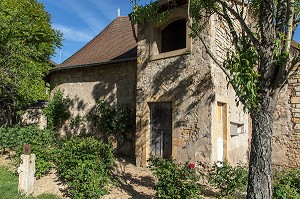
[[88, 0, 119, 20], [53, 24, 93, 42], [62, 0, 105, 33], [42, 0, 105, 33]]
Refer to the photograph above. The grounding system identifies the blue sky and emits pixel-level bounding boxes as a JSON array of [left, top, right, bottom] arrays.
[[38, 0, 148, 64], [38, 0, 300, 64]]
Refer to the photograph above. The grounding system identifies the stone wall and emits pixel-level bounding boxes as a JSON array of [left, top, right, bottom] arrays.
[[135, 9, 214, 166], [50, 61, 136, 139], [211, 14, 250, 165], [273, 69, 300, 168], [20, 108, 47, 129]]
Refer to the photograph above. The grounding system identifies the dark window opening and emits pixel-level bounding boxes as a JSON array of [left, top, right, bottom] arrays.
[[161, 19, 186, 53]]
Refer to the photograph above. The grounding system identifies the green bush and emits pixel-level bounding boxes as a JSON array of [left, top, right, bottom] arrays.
[[273, 168, 300, 199], [87, 99, 134, 147], [209, 161, 248, 198], [55, 137, 115, 199], [0, 125, 55, 177], [43, 89, 70, 130], [149, 156, 202, 199]]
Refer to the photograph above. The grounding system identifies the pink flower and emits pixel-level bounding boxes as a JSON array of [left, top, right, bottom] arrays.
[[188, 163, 195, 169]]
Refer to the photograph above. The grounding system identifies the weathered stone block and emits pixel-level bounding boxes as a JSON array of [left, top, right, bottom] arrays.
[[289, 79, 298, 83], [173, 138, 185, 147], [290, 97, 300, 103], [292, 118, 300, 124], [294, 124, 300, 130], [292, 108, 300, 113], [293, 113, 300, 117]]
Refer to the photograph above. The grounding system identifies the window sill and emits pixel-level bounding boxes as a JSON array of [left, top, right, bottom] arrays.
[[149, 48, 191, 61]]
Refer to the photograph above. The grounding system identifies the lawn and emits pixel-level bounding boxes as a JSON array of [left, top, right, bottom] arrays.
[[0, 166, 61, 199]]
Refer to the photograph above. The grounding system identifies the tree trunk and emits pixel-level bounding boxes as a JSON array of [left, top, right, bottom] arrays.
[[247, 106, 274, 199]]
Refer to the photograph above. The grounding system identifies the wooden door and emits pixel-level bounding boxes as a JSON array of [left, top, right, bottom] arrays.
[[150, 103, 172, 158]]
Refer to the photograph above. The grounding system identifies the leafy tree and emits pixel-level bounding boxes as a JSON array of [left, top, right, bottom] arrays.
[[0, 0, 62, 124], [130, 0, 299, 198]]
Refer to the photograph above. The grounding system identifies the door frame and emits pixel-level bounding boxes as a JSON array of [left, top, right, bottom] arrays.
[[212, 95, 230, 163]]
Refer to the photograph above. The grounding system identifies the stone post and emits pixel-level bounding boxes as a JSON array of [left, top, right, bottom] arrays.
[[17, 144, 35, 196]]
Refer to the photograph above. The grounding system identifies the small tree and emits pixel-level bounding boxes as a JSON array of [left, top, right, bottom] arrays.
[[130, 0, 299, 198], [0, 0, 62, 125], [88, 99, 135, 149], [43, 90, 70, 130]]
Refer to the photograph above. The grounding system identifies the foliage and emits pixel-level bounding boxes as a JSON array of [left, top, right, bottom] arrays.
[[130, 0, 171, 25], [54, 137, 115, 199], [273, 168, 300, 199], [70, 115, 83, 130], [43, 90, 70, 130], [0, 0, 62, 111], [88, 99, 134, 145], [0, 125, 56, 177], [0, 166, 60, 199], [224, 37, 260, 112], [149, 156, 202, 199], [209, 161, 248, 198]]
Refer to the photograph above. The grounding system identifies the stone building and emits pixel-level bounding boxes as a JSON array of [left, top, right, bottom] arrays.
[[48, 13, 249, 166], [272, 40, 300, 168], [47, 2, 299, 167], [134, 2, 249, 166]]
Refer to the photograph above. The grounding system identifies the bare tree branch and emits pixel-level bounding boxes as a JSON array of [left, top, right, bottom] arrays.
[[218, 0, 261, 52], [272, 0, 296, 92]]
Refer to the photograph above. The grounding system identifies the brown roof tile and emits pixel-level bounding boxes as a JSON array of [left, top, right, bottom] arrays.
[[59, 16, 137, 67], [291, 40, 299, 50]]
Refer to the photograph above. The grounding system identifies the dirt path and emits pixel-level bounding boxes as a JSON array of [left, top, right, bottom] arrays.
[[103, 158, 155, 199]]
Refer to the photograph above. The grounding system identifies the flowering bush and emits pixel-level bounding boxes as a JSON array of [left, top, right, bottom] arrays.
[[209, 161, 248, 198], [148, 156, 202, 199]]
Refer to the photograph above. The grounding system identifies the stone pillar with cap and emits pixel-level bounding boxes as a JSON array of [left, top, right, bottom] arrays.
[[18, 144, 35, 196]]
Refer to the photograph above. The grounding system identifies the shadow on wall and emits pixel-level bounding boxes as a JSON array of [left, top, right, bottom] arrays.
[[60, 95, 90, 138], [52, 63, 136, 157], [136, 54, 214, 164]]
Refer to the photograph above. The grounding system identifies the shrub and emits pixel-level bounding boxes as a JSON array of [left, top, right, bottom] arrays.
[[87, 99, 134, 147], [0, 125, 56, 177], [209, 161, 248, 198], [55, 137, 115, 199], [149, 156, 202, 199], [43, 89, 70, 130], [273, 168, 300, 199]]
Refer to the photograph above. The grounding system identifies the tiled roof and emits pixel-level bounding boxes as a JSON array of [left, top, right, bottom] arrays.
[[59, 16, 137, 68]]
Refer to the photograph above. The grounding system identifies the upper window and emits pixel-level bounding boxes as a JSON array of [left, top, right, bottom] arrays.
[[161, 19, 187, 53], [148, 7, 191, 60]]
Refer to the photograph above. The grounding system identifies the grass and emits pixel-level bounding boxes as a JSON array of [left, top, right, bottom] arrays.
[[0, 166, 61, 199]]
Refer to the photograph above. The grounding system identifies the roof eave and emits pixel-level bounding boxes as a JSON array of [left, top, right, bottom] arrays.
[[49, 57, 137, 74]]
